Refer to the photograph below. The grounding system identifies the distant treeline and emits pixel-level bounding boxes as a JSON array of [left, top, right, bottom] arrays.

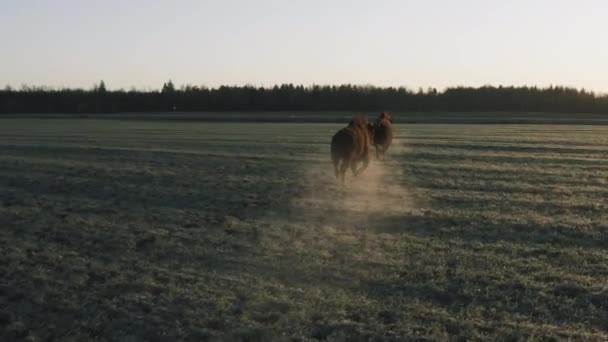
[[2, 81, 608, 113]]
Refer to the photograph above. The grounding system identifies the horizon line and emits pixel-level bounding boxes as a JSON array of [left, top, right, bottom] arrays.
[[4, 82, 607, 95]]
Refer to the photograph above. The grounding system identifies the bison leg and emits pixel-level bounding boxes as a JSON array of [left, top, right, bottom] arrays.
[[353, 156, 370, 177], [350, 160, 359, 176], [333, 158, 340, 179], [339, 158, 350, 184], [381, 144, 389, 159]]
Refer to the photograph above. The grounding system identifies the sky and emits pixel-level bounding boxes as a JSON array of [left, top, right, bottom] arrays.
[[1, 0, 607, 91]]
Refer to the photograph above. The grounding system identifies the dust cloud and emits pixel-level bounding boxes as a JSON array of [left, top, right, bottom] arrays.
[[289, 139, 415, 229]]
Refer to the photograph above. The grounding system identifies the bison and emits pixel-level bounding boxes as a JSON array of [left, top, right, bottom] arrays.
[[330, 115, 374, 184], [373, 111, 394, 160]]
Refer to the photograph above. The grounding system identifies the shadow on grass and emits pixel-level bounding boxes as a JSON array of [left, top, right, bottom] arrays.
[[366, 207, 608, 250]]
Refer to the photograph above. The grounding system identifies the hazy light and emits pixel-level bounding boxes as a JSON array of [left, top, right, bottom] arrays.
[[1, 0, 607, 91]]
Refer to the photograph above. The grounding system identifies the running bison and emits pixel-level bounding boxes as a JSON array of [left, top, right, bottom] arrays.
[[373, 111, 394, 160], [330, 115, 374, 184]]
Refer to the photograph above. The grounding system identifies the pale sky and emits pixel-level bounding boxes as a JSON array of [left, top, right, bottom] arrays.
[[1, 0, 607, 91]]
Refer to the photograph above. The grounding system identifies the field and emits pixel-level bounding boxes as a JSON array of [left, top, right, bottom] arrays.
[[2, 118, 608, 341]]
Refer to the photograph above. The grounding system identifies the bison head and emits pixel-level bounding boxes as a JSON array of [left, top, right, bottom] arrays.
[[378, 111, 393, 124]]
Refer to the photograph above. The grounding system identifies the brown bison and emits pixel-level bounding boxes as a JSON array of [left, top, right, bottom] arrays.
[[330, 115, 374, 184], [373, 111, 394, 160]]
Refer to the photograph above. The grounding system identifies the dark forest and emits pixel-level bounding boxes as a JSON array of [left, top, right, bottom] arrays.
[[2, 81, 607, 114]]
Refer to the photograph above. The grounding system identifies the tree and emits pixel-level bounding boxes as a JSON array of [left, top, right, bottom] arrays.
[[98, 80, 106, 93], [162, 80, 175, 93], [161, 80, 177, 111]]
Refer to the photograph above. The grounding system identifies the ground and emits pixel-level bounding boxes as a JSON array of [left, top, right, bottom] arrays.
[[1, 119, 608, 341]]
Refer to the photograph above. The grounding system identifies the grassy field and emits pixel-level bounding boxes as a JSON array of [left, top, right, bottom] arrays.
[[1, 119, 608, 341]]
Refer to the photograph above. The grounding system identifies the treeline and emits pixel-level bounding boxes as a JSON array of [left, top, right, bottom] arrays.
[[1, 81, 608, 114]]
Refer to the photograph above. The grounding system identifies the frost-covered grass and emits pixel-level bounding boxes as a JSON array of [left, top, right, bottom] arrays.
[[1, 119, 608, 341]]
